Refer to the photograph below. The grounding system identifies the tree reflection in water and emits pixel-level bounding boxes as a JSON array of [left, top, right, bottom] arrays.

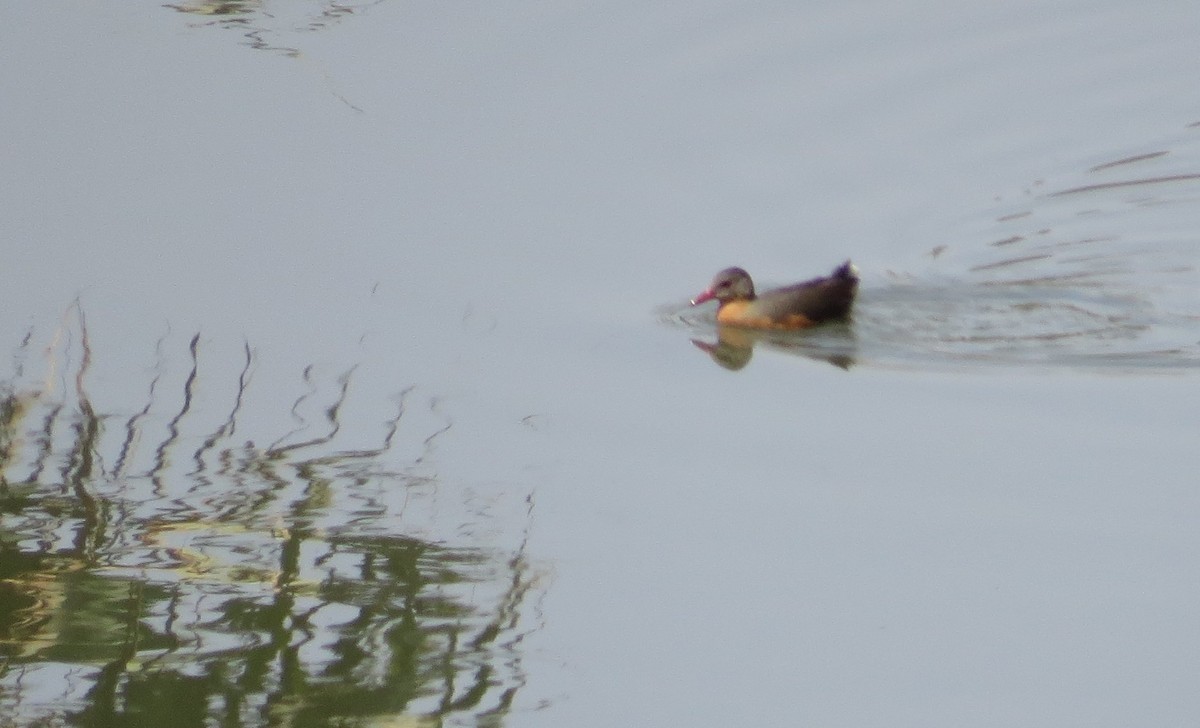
[[0, 302, 544, 727]]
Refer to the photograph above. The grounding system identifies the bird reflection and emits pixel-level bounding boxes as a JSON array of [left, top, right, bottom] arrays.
[[691, 324, 857, 371]]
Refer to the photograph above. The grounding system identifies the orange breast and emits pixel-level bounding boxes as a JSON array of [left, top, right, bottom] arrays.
[[716, 301, 813, 330]]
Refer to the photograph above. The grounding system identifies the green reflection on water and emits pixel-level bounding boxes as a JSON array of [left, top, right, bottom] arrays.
[[0, 305, 543, 727]]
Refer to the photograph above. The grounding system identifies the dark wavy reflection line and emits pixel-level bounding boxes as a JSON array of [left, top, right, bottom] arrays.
[[65, 401, 102, 561], [268, 365, 357, 456], [380, 385, 415, 455], [150, 333, 202, 489], [976, 271, 1111, 287], [1049, 172, 1200, 197], [496, 493, 543, 650], [1088, 150, 1169, 172], [969, 253, 1054, 271], [25, 304, 85, 489], [190, 341, 255, 476], [63, 304, 98, 489], [471, 496, 542, 718], [0, 329, 39, 488], [307, 385, 416, 464], [267, 364, 320, 453], [414, 397, 452, 467], [27, 402, 61, 489], [114, 327, 172, 479], [11, 326, 34, 380]]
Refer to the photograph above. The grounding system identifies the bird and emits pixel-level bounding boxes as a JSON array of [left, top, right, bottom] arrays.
[[690, 261, 859, 329]]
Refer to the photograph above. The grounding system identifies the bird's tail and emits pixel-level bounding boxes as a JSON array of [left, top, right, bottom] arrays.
[[833, 259, 859, 281]]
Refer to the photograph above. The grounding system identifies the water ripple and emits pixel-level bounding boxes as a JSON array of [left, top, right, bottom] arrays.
[[672, 123, 1200, 373]]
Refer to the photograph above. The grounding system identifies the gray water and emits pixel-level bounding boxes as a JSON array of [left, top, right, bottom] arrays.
[[2, 2, 1199, 727]]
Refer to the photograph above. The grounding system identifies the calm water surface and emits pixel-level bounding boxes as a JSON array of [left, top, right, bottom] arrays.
[[2, 2, 1199, 727]]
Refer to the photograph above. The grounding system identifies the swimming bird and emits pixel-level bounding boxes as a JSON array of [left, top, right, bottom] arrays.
[[690, 261, 859, 329]]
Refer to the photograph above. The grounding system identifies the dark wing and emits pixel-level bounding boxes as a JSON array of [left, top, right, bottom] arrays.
[[758, 261, 858, 323]]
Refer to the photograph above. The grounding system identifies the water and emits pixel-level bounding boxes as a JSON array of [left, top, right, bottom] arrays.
[[670, 122, 1200, 373], [2, 2, 1199, 727]]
